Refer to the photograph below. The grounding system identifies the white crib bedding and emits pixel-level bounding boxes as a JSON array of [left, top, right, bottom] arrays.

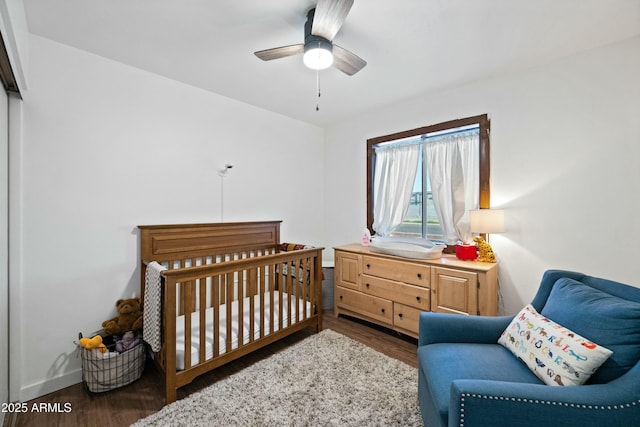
[[174, 291, 311, 370]]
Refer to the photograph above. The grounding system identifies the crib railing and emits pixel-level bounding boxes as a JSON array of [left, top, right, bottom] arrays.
[[157, 246, 323, 401]]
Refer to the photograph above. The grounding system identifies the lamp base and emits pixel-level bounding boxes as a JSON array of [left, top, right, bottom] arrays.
[[455, 244, 477, 260], [473, 236, 497, 263]]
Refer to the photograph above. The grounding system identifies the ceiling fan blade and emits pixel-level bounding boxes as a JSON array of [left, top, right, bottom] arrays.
[[333, 45, 366, 76], [311, 0, 354, 41], [254, 44, 304, 61]]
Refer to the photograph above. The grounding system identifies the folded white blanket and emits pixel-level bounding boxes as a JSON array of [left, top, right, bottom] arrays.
[[143, 261, 166, 352]]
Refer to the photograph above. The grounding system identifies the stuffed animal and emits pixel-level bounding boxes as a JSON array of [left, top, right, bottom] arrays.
[[79, 334, 107, 353], [473, 236, 497, 263], [115, 331, 141, 353], [102, 298, 143, 336]]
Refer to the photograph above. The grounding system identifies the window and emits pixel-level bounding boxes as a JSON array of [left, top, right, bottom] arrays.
[[366, 114, 490, 245]]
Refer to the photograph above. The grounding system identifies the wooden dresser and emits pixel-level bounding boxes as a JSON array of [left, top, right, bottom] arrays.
[[334, 244, 498, 338]]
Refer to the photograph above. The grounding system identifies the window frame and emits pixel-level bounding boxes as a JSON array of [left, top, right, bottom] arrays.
[[366, 114, 491, 241]]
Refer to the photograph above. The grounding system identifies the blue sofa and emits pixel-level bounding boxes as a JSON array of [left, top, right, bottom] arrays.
[[417, 269, 640, 427]]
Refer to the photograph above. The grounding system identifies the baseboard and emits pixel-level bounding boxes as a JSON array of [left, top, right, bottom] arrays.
[[19, 369, 82, 402]]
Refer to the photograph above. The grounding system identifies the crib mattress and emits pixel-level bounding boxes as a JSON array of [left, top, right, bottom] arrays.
[[175, 291, 311, 370]]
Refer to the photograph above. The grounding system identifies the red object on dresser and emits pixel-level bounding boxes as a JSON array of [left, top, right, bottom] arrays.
[[455, 244, 477, 260]]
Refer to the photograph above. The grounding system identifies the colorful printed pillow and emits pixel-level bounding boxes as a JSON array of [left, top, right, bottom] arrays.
[[498, 304, 612, 386]]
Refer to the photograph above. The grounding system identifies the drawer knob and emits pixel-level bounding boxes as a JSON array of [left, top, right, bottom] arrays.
[[398, 313, 403, 319], [366, 263, 371, 269], [416, 296, 421, 302], [365, 283, 370, 289], [339, 295, 343, 300], [417, 273, 422, 279], [381, 308, 385, 313]]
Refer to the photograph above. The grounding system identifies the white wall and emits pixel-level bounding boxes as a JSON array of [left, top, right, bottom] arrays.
[[324, 36, 640, 315], [15, 34, 324, 400]]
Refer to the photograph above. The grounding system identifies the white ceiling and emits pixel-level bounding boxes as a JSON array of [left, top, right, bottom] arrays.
[[23, 0, 640, 126]]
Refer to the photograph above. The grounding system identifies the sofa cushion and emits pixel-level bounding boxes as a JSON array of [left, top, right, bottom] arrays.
[[541, 277, 640, 383], [499, 304, 612, 386], [418, 343, 542, 424]]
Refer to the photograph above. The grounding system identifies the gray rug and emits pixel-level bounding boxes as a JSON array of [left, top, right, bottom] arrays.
[[132, 329, 423, 426]]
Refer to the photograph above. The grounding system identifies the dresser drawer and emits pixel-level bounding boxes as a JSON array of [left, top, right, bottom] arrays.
[[362, 275, 431, 311], [362, 255, 430, 287], [335, 287, 393, 324], [393, 303, 424, 335]]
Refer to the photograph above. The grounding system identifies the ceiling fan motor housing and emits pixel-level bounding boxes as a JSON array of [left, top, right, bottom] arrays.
[[304, 8, 332, 54]]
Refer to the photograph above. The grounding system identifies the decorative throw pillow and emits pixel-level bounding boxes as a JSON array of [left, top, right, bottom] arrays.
[[498, 304, 612, 386], [541, 277, 640, 383]]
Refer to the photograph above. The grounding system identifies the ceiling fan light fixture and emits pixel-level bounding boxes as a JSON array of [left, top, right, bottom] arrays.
[[303, 40, 333, 70]]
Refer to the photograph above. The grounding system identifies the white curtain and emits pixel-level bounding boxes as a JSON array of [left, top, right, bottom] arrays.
[[425, 130, 479, 244], [372, 143, 421, 237]]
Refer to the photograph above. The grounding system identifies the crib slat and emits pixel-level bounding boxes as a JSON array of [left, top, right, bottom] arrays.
[[183, 281, 193, 370], [294, 257, 300, 323], [213, 275, 220, 358], [186, 279, 197, 314], [263, 264, 268, 331], [178, 281, 186, 317], [225, 272, 233, 353], [248, 267, 255, 342], [286, 261, 293, 327], [247, 264, 256, 296], [278, 265, 284, 331], [311, 256, 319, 324], [265, 264, 271, 338], [302, 257, 309, 320], [237, 269, 244, 347], [199, 278, 206, 366], [309, 256, 315, 318]]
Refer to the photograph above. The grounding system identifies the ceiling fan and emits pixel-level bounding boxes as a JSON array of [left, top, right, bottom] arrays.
[[254, 0, 366, 76]]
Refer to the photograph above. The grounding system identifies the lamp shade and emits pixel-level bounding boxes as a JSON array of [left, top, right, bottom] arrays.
[[469, 209, 505, 233]]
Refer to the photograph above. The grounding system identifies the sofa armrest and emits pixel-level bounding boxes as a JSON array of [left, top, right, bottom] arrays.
[[418, 312, 513, 346], [448, 366, 640, 427]]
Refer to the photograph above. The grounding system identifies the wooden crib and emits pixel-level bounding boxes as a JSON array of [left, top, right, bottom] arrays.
[[138, 221, 323, 403]]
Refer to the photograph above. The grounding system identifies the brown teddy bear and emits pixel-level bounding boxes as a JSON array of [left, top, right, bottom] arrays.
[[102, 298, 143, 336]]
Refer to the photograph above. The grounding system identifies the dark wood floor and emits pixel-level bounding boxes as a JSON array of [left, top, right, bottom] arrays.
[[6, 310, 418, 427]]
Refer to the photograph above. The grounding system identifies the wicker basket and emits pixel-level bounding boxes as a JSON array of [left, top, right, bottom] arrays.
[[78, 333, 146, 393]]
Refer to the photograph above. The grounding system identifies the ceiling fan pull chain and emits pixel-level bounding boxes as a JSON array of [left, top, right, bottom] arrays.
[[316, 67, 321, 111]]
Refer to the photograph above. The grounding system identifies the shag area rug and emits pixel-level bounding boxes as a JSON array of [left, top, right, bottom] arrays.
[[132, 329, 422, 426]]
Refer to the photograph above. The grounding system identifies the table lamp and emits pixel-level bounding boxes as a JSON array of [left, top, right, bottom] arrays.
[[469, 209, 505, 262]]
